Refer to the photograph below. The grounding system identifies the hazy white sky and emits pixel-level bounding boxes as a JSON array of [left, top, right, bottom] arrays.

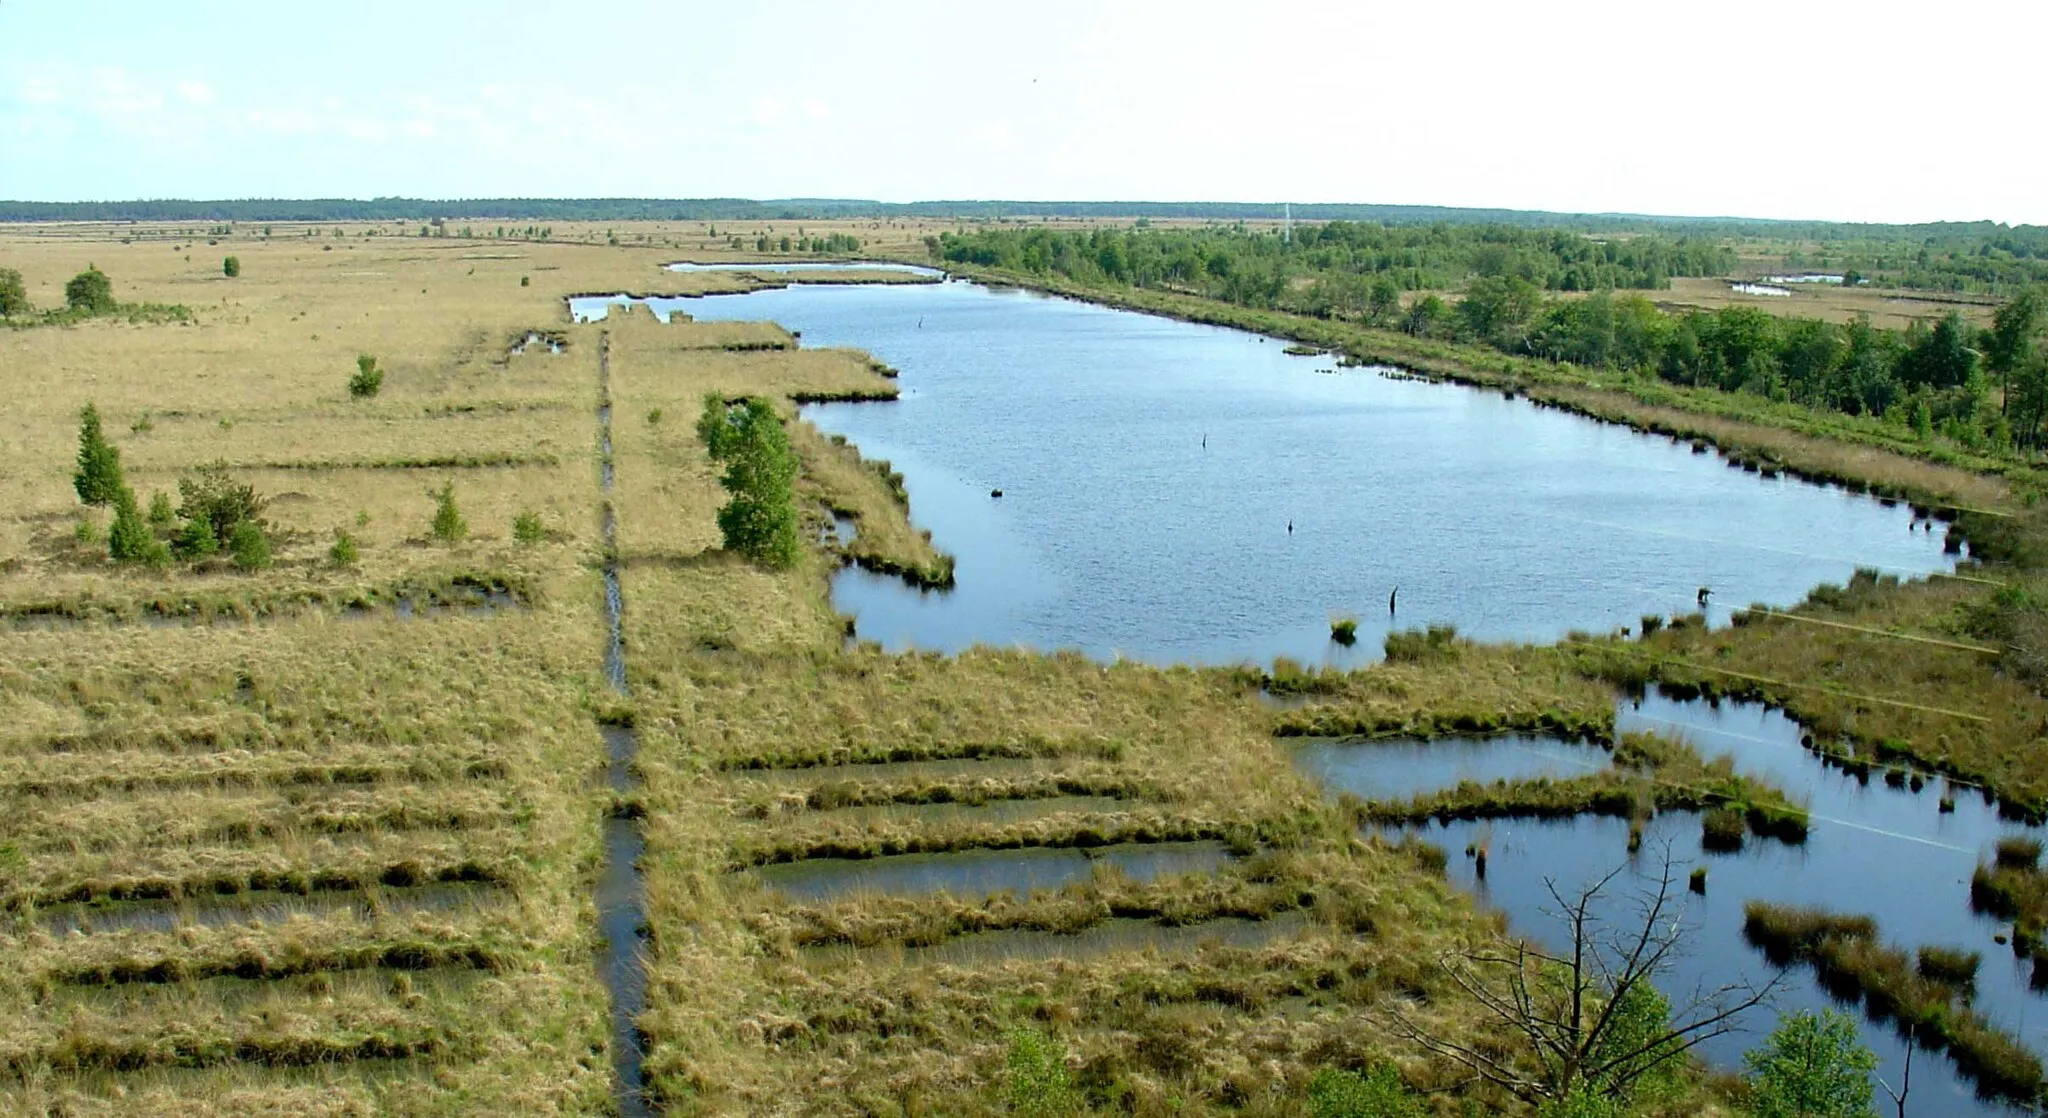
[[1, 0, 2041, 224]]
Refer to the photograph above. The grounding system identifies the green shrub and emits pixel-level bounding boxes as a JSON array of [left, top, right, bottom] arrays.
[[0, 267, 28, 316], [519, 275, 530, 287], [146, 491, 175, 527], [73, 516, 98, 545], [512, 510, 546, 544], [229, 520, 271, 570], [1742, 1009, 1875, 1118], [73, 402, 125, 506], [1329, 617, 1359, 645], [171, 516, 218, 560], [328, 530, 359, 566], [430, 480, 467, 543], [646, 407, 663, 425], [222, 255, 241, 278], [1306, 1065, 1422, 1118], [1000, 1029, 1075, 1118], [106, 489, 164, 566], [177, 462, 266, 547], [64, 266, 114, 313], [348, 353, 384, 398]]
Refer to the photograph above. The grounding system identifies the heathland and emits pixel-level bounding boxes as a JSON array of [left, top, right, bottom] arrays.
[[0, 208, 2044, 1116]]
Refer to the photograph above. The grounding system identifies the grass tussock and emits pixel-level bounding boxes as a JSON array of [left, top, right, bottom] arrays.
[[1743, 902, 2043, 1105]]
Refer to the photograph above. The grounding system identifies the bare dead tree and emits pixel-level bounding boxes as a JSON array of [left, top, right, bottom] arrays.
[[1878, 1037, 1912, 1118], [1390, 845, 1782, 1107]]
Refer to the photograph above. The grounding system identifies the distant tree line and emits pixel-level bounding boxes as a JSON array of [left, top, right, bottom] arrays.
[[934, 224, 1731, 297], [933, 225, 2048, 455]]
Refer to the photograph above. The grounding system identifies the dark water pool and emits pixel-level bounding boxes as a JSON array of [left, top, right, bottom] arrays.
[[658, 280, 1955, 667], [1296, 695, 2044, 1115], [754, 840, 1235, 904]]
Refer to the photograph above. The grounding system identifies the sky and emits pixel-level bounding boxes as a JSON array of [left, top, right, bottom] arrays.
[[1, 0, 2042, 225]]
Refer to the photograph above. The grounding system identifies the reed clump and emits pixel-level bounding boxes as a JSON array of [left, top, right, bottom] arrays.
[[1743, 902, 2044, 1105]]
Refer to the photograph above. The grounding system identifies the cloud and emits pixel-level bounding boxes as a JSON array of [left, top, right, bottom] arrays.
[[175, 80, 215, 106]]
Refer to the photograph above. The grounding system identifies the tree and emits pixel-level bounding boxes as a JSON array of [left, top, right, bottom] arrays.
[[229, 520, 271, 570], [73, 403, 125, 506], [64, 266, 115, 313], [1362, 276, 1401, 328], [1987, 289, 2042, 418], [1390, 851, 1779, 1108], [1742, 1009, 1877, 1118], [176, 462, 266, 548], [1001, 1028, 1076, 1118], [106, 487, 166, 566], [700, 395, 800, 568], [222, 255, 241, 278], [1897, 311, 1975, 390], [0, 267, 28, 316], [430, 480, 468, 543], [1402, 293, 1450, 339], [348, 354, 384, 398]]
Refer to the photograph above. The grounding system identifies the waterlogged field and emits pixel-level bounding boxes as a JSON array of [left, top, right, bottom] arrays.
[[2, 221, 2045, 1117]]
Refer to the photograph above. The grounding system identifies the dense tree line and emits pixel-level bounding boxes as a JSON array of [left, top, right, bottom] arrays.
[[933, 224, 1731, 302]]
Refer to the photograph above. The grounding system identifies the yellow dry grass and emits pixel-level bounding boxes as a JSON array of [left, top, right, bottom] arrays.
[[1657, 276, 1998, 330]]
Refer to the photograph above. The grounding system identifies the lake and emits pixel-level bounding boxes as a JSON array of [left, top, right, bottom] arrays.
[[652, 279, 1955, 667]]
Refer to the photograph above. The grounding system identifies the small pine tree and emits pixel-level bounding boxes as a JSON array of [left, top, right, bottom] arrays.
[[64, 266, 115, 313], [73, 403, 126, 506], [329, 529, 359, 566], [107, 488, 155, 563], [146, 490, 175, 527], [177, 462, 266, 546], [519, 275, 530, 287], [222, 256, 241, 278], [172, 516, 218, 560], [512, 510, 545, 544], [430, 480, 467, 542], [229, 520, 271, 570], [348, 354, 384, 399]]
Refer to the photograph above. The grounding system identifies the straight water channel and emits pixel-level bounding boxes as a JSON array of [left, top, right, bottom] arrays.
[[568, 272, 1994, 1108], [1297, 694, 2046, 1115]]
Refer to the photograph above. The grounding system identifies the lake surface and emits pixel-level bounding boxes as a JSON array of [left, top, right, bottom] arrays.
[[657, 280, 1955, 666], [1299, 694, 2046, 1116], [665, 260, 943, 276]]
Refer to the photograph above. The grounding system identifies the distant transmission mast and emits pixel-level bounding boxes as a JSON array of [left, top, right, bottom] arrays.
[[1283, 202, 1292, 244]]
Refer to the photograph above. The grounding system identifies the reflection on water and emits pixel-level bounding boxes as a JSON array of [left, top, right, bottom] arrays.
[[754, 841, 1235, 904], [671, 280, 1954, 667], [1293, 693, 2044, 1116]]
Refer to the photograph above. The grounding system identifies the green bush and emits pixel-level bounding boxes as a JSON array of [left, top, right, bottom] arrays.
[[1329, 617, 1359, 645], [72, 402, 126, 506], [73, 516, 98, 545], [328, 529, 359, 567], [1001, 1029, 1075, 1118], [430, 480, 467, 542], [177, 462, 266, 547], [171, 516, 218, 560], [64, 266, 115, 313], [1383, 624, 1460, 663], [146, 490, 175, 526], [512, 510, 546, 544], [1742, 1009, 1876, 1118], [229, 520, 270, 570], [348, 353, 384, 398], [106, 489, 166, 567], [1306, 1065, 1422, 1117], [0, 267, 28, 316], [222, 255, 241, 278]]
